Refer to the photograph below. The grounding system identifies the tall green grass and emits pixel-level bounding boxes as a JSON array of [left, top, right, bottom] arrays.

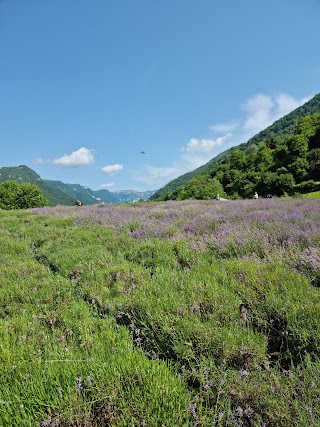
[[1, 205, 320, 426], [304, 191, 320, 199]]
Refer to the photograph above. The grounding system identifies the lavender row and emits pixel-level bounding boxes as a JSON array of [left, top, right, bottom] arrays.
[[31, 199, 320, 282]]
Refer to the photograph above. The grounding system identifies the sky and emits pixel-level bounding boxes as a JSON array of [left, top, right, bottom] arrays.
[[0, 0, 319, 192]]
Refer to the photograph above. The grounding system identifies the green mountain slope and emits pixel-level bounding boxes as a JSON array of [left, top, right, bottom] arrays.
[[0, 165, 155, 206], [47, 180, 119, 204], [0, 165, 76, 206], [151, 93, 320, 200], [163, 112, 320, 200]]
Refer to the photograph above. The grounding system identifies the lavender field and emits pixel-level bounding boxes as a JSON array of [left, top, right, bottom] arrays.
[[1, 198, 320, 426], [32, 198, 320, 285]]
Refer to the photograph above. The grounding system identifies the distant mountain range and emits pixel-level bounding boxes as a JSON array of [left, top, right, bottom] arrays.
[[0, 165, 155, 205], [151, 93, 320, 200]]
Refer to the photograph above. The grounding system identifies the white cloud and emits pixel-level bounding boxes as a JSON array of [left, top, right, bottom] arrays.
[[243, 93, 312, 136], [34, 158, 46, 165], [273, 94, 311, 119], [180, 133, 232, 170], [243, 94, 275, 135], [100, 182, 115, 188], [210, 121, 240, 134], [183, 134, 232, 153], [101, 164, 124, 175], [53, 147, 94, 167]]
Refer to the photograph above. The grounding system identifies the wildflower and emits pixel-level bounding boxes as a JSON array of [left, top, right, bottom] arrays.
[[76, 376, 83, 391], [238, 369, 249, 379], [87, 376, 93, 384], [245, 406, 254, 416], [236, 407, 244, 417], [189, 396, 199, 420], [307, 407, 313, 416], [240, 346, 247, 355], [204, 381, 212, 391]]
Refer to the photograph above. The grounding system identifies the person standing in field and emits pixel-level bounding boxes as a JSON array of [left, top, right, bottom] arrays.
[[253, 192, 258, 199]]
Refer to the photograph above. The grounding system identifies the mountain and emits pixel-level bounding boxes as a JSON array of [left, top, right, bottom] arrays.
[[0, 165, 155, 205], [0, 166, 76, 206], [47, 180, 119, 205], [111, 189, 155, 203], [151, 93, 320, 200]]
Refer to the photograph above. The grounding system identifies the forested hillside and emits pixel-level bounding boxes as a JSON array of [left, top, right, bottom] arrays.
[[0, 166, 76, 206], [151, 93, 320, 200], [161, 113, 320, 200], [0, 166, 154, 206]]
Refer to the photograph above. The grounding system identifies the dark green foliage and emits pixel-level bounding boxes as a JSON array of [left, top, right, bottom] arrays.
[[161, 112, 320, 200], [164, 174, 226, 201], [151, 94, 320, 200], [0, 165, 76, 206], [0, 180, 48, 209]]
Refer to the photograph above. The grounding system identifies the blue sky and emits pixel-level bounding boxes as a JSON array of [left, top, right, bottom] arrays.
[[1, 0, 319, 191]]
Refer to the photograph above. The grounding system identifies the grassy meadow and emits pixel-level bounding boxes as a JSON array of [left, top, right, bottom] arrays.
[[1, 198, 320, 426]]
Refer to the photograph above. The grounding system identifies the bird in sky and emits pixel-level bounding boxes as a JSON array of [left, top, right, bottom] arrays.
[[140, 151, 146, 154]]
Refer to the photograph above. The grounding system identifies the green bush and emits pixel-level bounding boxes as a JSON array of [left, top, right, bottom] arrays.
[[0, 180, 48, 209]]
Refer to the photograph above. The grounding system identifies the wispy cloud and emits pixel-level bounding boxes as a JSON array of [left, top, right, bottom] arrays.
[[100, 182, 115, 188], [53, 147, 94, 167], [243, 93, 311, 136], [210, 121, 240, 134], [34, 157, 46, 165], [132, 165, 179, 189], [101, 164, 124, 175], [183, 135, 231, 153]]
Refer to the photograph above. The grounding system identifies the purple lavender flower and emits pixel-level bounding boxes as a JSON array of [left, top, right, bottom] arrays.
[[238, 369, 249, 379], [236, 407, 244, 417], [75, 376, 83, 391], [189, 396, 199, 420], [307, 407, 313, 416]]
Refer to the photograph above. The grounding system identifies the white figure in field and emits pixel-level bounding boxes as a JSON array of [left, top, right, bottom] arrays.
[[253, 192, 258, 199], [216, 193, 221, 201]]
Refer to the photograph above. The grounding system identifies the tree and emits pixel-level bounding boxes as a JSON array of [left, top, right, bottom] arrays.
[[170, 175, 226, 201], [0, 181, 49, 210]]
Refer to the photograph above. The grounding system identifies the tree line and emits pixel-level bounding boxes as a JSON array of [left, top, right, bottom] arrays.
[[162, 113, 320, 200]]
